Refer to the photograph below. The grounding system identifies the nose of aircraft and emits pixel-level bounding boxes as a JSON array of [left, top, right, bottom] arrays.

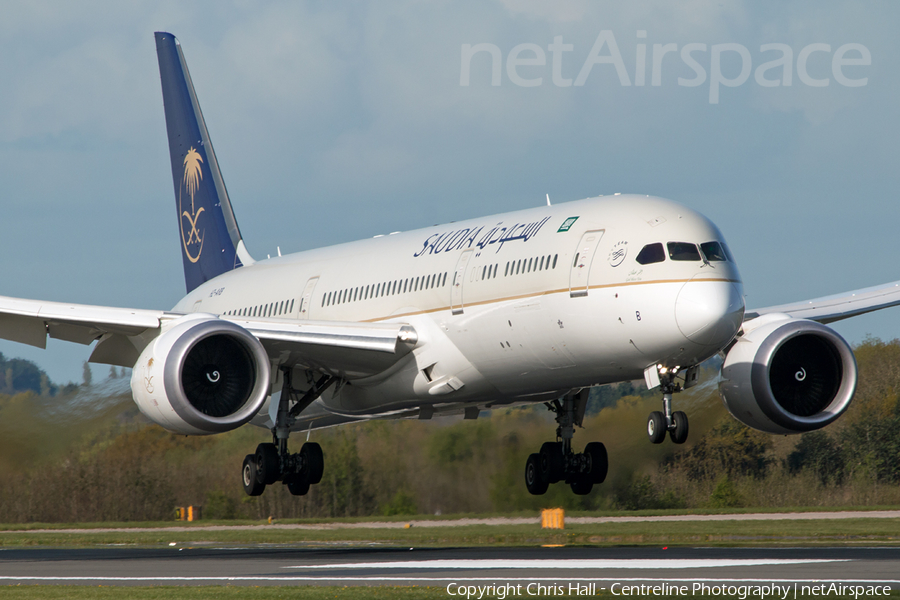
[[675, 277, 744, 348]]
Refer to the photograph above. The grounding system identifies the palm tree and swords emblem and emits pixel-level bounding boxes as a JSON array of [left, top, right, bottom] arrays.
[[180, 147, 205, 263]]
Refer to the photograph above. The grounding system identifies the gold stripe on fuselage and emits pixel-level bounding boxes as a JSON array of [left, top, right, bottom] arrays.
[[359, 277, 740, 323]]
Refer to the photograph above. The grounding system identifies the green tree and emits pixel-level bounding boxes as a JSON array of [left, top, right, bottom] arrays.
[[787, 431, 845, 485], [669, 417, 771, 481]]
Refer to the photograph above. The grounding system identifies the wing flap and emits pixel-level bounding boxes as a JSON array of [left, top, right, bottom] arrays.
[[746, 280, 900, 324]]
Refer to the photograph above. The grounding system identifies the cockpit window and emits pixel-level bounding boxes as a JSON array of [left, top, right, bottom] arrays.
[[722, 242, 735, 262], [667, 242, 702, 261], [700, 241, 727, 261], [636, 243, 665, 265]]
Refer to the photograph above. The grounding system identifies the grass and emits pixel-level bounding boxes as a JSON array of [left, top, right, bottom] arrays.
[[1, 511, 899, 547]]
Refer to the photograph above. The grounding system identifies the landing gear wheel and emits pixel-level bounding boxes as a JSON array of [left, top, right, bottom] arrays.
[[670, 411, 689, 444], [300, 442, 324, 485], [242, 454, 265, 496], [286, 474, 311, 496], [570, 477, 593, 495], [539, 441, 565, 484], [525, 453, 549, 495], [583, 442, 608, 484], [647, 411, 666, 444], [255, 443, 280, 485]]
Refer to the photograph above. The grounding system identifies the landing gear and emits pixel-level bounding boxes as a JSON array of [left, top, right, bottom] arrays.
[[241, 454, 264, 496], [646, 367, 692, 445], [525, 453, 548, 495], [240, 368, 336, 497], [524, 389, 609, 496]]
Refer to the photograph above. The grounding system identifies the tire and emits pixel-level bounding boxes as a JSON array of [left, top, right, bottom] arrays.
[[286, 473, 310, 496], [300, 442, 324, 485], [255, 443, 280, 485], [241, 454, 265, 496], [570, 477, 593, 495], [647, 411, 666, 444], [583, 442, 608, 484], [539, 441, 565, 484], [525, 453, 549, 495], [670, 411, 689, 444]]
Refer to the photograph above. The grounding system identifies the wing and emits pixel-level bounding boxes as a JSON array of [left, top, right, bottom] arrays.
[[745, 279, 900, 324], [0, 295, 417, 379], [0, 295, 163, 348], [227, 317, 418, 379]]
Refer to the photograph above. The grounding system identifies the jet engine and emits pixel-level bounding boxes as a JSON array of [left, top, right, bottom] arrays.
[[718, 314, 857, 435], [130, 314, 271, 435]]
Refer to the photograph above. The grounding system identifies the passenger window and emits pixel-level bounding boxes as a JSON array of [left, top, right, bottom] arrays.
[[667, 242, 701, 261], [700, 241, 727, 261], [636, 243, 665, 265]]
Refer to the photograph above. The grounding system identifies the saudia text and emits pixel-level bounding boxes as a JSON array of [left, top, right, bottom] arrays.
[[414, 216, 552, 258]]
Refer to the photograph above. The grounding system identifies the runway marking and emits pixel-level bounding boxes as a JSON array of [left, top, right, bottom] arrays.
[[0, 576, 897, 584], [287, 558, 847, 570]]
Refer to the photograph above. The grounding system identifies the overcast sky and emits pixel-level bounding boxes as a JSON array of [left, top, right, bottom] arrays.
[[1, 1, 898, 384]]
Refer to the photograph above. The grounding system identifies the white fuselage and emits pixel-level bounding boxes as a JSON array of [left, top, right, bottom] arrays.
[[174, 195, 745, 428]]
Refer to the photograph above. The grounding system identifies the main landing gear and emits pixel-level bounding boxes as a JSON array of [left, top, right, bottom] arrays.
[[241, 368, 336, 497], [646, 366, 691, 445], [525, 389, 608, 496]]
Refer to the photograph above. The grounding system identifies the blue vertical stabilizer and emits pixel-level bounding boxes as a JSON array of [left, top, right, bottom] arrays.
[[155, 32, 252, 293]]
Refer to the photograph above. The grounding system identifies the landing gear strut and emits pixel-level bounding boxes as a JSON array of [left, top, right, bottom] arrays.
[[525, 389, 608, 496], [646, 367, 691, 445], [241, 368, 335, 497]]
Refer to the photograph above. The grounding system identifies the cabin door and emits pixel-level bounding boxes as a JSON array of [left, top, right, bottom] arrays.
[[451, 249, 474, 315], [569, 229, 604, 297], [297, 276, 319, 319]]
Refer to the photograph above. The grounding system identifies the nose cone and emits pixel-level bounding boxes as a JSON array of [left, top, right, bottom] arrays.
[[675, 277, 744, 348]]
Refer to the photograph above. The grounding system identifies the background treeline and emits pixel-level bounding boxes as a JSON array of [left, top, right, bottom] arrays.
[[1, 338, 899, 523]]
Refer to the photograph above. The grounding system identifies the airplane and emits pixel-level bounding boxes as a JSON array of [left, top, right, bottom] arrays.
[[2, 31, 898, 498]]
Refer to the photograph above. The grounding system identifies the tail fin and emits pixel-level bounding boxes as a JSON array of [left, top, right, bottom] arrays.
[[155, 32, 254, 293]]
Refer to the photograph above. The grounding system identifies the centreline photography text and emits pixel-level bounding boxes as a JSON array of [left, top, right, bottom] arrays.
[[445, 581, 894, 599]]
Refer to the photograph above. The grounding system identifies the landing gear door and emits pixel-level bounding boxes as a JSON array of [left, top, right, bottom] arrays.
[[297, 276, 319, 320], [451, 249, 474, 315], [569, 229, 604, 297]]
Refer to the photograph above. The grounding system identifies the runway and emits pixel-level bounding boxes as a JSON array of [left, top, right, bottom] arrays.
[[1, 546, 899, 588]]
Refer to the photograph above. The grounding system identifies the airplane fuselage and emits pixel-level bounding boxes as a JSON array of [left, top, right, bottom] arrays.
[[174, 194, 745, 428]]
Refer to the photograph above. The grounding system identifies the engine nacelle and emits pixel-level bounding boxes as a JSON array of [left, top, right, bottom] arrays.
[[718, 314, 857, 435], [131, 314, 271, 435]]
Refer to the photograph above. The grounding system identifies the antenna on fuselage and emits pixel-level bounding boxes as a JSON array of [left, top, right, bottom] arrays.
[[546, 193, 551, 206]]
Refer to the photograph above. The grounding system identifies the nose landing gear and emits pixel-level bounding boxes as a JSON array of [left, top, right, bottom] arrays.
[[525, 389, 609, 496], [645, 365, 696, 445]]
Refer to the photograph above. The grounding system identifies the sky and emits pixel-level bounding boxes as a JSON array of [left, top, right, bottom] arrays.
[[1, 0, 898, 385]]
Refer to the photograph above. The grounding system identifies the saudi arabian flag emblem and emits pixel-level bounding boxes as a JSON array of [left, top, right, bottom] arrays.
[[558, 216, 578, 232]]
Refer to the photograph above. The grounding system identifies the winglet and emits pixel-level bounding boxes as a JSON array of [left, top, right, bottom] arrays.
[[155, 32, 254, 293]]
